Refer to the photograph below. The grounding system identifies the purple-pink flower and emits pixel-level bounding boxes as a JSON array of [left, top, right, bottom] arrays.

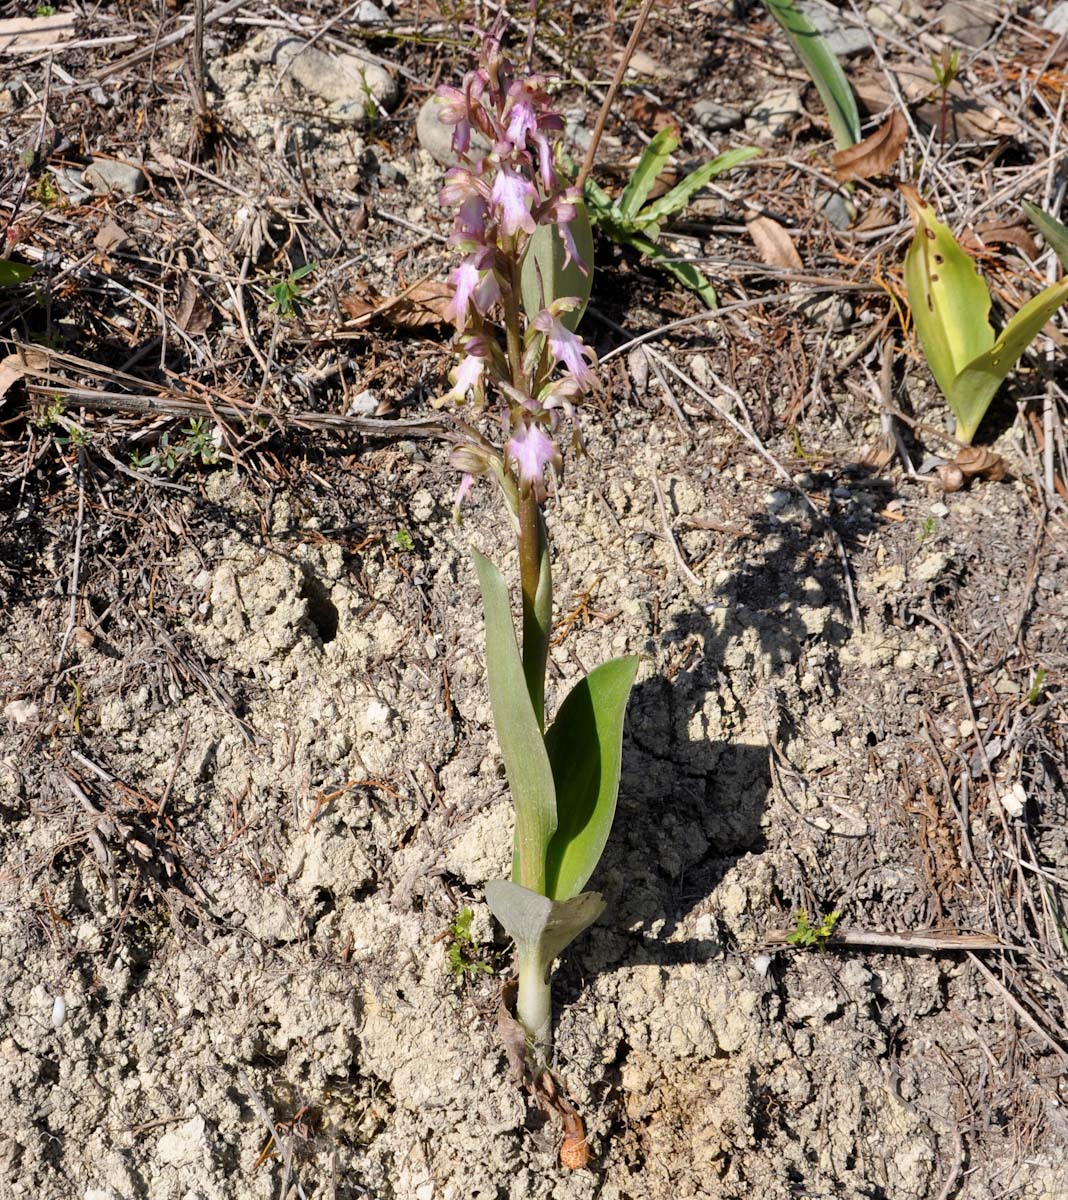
[[507, 419, 558, 485], [533, 306, 596, 388], [490, 166, 537, 238]]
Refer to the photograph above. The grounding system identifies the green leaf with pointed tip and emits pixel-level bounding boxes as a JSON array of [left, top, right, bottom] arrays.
[[950, 279, 1068, 443], [618, 128, 679, 221], [519, 201, 595, 333], [641, 146, 761, 224], [763, 0, 861, 149], [626, 229, 720, 308], [902, 187, 994, 400], [0, 260, 32, 287], [473, 549, 557, 894], [543, 655, 638, 901], [485, 879, 605, 966], [1024, 201, 1068, 271]]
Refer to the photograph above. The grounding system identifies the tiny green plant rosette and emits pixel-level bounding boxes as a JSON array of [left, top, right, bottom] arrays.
[[902, 187, 1068, 444]]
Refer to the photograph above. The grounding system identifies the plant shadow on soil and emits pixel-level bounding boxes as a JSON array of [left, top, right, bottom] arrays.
[[554, 494, 875, 1002]]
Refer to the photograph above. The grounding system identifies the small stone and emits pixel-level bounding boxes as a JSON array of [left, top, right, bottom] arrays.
[[50, 166, 91, 201], [83, 158, 147, 195], [928, 502, 949, 517], [1044, 3, 1068, 37], [802, 2, 872, 57], [416, 95, 490, 167], [820, 189, 855, 231], [767, 488, 791, 513], [746, 87, 805, 140], [938, 0, 994, 47], [348, 388, 377, 416], [270, 37, 399, 124], [832, 486, 852, 500], [694, 99, 742, 131], [4, 699, 38, 726], [352, 0, 388, 22]]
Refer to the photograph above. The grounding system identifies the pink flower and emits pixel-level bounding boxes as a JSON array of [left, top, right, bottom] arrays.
[[507, 419, 558, 485], [533, 306, 596, 387], [490, 166, 537, 238], [446, 251, 501, 327], [443, 352, 484, 403]]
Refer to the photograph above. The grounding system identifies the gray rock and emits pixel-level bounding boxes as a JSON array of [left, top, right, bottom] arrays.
[[82, 158, 146, 195], [820, 189, 856, 231], [746, 87, 805, 140], [416, 94, 490, 167], [1043, 2, 1068, 36], [694, 99, 743, 132], [938, 0, 994, 47], [802, 3, 872, 58], [353, 0, 389, 22], [50, 166, 91, 201], [269, 37, 399, 124]]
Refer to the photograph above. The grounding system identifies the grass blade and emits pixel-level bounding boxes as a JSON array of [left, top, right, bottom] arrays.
[[618, 128, 678, 221], [1024, 201, 1068, 271], [641, 146, 761, 224]]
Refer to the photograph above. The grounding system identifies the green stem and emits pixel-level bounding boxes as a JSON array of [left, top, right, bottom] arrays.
[[518, 490, 551, 730], [516, 947, 552, 1062]]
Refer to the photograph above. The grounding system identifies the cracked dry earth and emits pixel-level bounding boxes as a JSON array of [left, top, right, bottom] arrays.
[[3, 393, 1067, 1199], [2, 4, 1068, 1199]]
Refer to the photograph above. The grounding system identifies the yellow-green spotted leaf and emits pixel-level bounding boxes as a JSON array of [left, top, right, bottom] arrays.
[[902, 186, 994, 401], [950, 279, 1068, 443]]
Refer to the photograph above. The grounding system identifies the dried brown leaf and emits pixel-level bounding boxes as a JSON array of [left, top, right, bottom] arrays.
[[952, 446, 1006, 480], [0, 11, 75, 54], [853, 67, 1016, 141], [0, 348, 49, 405], [964, 220, 1039, 259], [340, 278, 452, 329], [496, 985, 527, 1084], [832, 111, 908, 182], [856, 433, 896, 470], [746, 214, 803, 271], [173, 276, 213, 335]]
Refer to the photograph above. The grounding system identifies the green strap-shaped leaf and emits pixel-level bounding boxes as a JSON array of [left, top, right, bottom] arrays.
[[473, 549, 557, 894], [519, 201, 595, 333], [544, 655, 638, 901], [0, 260, 32, 287], [950, 279, 1068, 443], [618, 128, 679, 221], [485, 879, 605, 967], [625, 229, 720, 308], [1024, 201, 1068, 271], [641, 146, 761, 224], [763, 0, 861, 149], [902, 187, 994, 400]]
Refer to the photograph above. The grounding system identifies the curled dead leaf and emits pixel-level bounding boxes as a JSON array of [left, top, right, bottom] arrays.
[[745, 213, 803, 270], [962, 220, 1038, 259], [496, 983, 528, 1084], [935, 463, 965, 492], [856, 433, 897, 470], [952, 446, 1006, 480], [340, 278, 452, 329], [832, 111, 908, 183]]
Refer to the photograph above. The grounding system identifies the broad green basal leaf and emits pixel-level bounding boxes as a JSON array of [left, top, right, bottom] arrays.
[[485, 879, 605, 968], [618, 127, 679, 221], [901, 185, 994, 400], [473, 549, 557, 894], [0, 261, 32, 287], [950, 278, 1068, 443], [519, 201, 595, 333], [544, 655, 638, 901]]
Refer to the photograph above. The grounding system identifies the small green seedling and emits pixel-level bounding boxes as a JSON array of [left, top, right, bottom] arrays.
[[130, 418, 218, 472], [930, 46, 960, 147], [267, 261, 316, 319], [446, 907, 493, 981], [787, 908, 841, 949], [392, 529, 415, 552], [917, 515, 937, 544], [763, 0, 860, 150], [583, 129, 759, 308], [1027, 668, 1047, 706], [902, 186, 1068, 445]]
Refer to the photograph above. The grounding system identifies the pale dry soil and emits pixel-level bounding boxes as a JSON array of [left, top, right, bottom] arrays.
[[2, 8, 1068, 1200]]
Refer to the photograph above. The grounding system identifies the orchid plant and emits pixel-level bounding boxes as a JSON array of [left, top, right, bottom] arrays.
[[434, 25, 637, 1068]]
